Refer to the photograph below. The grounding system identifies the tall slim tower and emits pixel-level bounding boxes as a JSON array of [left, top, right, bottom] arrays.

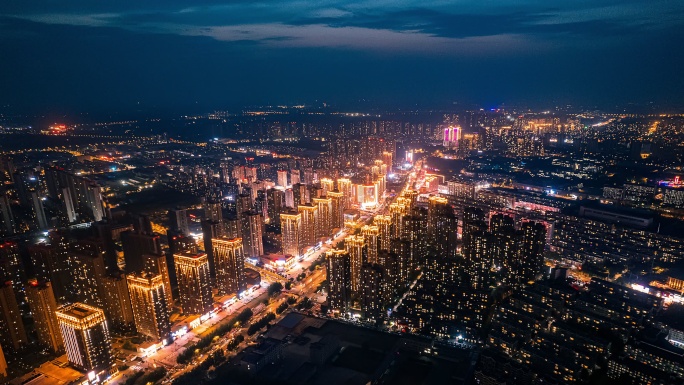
[[326, 250, 351, 314], [143, 253, 174, 306], [298, 204, 318, 249], [373, 215, 391, 251], [328, 190, 344, 231], [277, 170, 288, 188], [361, 225, 379, 264], [344, 235, 366, 294], [518, 221, 547, 283], [266, 189, 284, 226], [337, 178, 352, 209], [0, 281, 27, 351], [280, 211, 301, 257], [174, 252, 213, 315], [319, 178, 334, 195], [240, 211, 264, 258], [427, 196, 457, 258], [211, 237, 246, 295], [312, 197, 332, 239], [26, 280, 63, 353], [56, 303, 113, 373], [389, 202, 407, 239], [126, 272, 170, 341], [359, 263, 384, 320]]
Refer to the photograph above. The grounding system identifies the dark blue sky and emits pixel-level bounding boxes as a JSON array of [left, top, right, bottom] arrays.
[[1, 1, 683, 117]]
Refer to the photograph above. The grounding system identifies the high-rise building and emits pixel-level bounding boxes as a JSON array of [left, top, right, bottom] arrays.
[[373, 215, 391, 251], [126, 272, 170, 341], [320, 178, 334, 195], [280, 210, 301, 257], [31, 191, 49, 230], [337, 178, 352, 209], [44, 167, 107, 222], [518, 221, 547, 283], [277, 170, 288, 188], [377, 250, 400, 297], [344, 235, 366, 294], [100, 273, 135, 331], [361, 225, 379, 264], [0, 194, 15, 235], [0, 241, 26, 305], [201, 219, 224, 278], [298, 204, 318, 249], [290, 169, 301, 185], [266, 189, 284, 226], [0, 281, 27, 350], [328, 191, 344, 230], [293, 183, 308, 207], [240, 211, 264, 258], [427, 196, 457, 258], [28, 237, 71, 304], [26, 280, 63, 353], [389, 202, 408, 239], [121, 232, 162, 273], [236, 193, 252, 218], [212, 238, 246, 295], [56, 303, 113, 373], [312, 197, 332, 239], [463, 229, 493, 290], [168, 209, 189, 235], [204, 200, 223, 223], [326, 250, 351, 314], [143, 253, 174, 306], [359, 263, 384, 320], [174, 252, 213, 315], [70, 245, 107, 309]]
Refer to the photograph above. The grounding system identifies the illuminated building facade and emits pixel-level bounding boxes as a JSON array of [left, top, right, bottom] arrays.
[[312, 197, 332, 239], [361, 225, 379, 264], [326, 250, 351, 314], [212, 237, 246, 295], [443, 126, 460, 147], [126, 272, 170, 341], [280, 210, 301, 257], [56, 303, 113, 373], [240, 211, 264, 258], [328, 191, 344, 230], [298, 204, 318, 249], [359, 263, 384, 320], [336, 178, 352, 209], [174, 252, 213, 315], [344, 235, 366, 294], [374, 215, 391, 251]]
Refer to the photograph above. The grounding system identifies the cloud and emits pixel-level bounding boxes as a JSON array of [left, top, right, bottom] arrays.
[[3, 0, 684, 53]]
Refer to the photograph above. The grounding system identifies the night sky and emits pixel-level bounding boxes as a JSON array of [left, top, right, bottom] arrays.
[[1, 1, 683, 117]]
